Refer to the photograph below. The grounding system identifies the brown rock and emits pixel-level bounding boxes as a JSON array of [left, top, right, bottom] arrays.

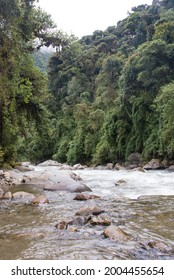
[[75, 206, 105, 216], [3, 191, 12, 199], [12, 191, 35, 201], [115, 179, 127, 186], [73, 193, 100, 200], [148, 241, 171, 253], [144, 159, 164, 170], [55, 221, 68, 230], [104, 225, 131, 242], [68, 216, 88, 226], [89, 215, 111, 226], [0, 188, 4, 199], [31, 195, 49, 205]]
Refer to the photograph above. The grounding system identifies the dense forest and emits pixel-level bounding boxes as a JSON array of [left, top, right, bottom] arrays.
[[0, 0, 174, 166]]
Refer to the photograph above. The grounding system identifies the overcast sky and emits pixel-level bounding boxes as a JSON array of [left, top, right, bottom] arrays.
[[38, 0, 153, 38]]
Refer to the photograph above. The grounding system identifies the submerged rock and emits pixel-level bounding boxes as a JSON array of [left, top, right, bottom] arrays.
[[31, 195, 49, 205], [103, 225, 131, 242], [68, 216, 88, 226], [73, 193, 100, 200], [75, 206, 105, 216]]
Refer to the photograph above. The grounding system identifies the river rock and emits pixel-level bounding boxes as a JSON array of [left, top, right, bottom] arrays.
[[103, 225, 131, 242], [75, 206, 105, 216], [0, 188, 4, 199], [73, 193, 100, 200], [12, 191, 35, 201], [106, 163, 114, 169], [15, 165, 35, 172], [144, 159, 164, 170], [89, 215, 111, 226], [167, 165, 174, 171], [147, 241, 172, 253], [38, 160, 61, 166], [114, 163, 124, 170], [55, 221, 68, 230], [68, 216, 88, 226], [31, 195, 49, 205], [70, 173, 82, 181], [72, 163, 85, 170], [44, 182, 91, 193], [3, 191, 12, 199], [115, 179, 127, 186]]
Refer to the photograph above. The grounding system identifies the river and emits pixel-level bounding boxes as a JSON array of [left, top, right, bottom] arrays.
[[0, 168, 174, 259]]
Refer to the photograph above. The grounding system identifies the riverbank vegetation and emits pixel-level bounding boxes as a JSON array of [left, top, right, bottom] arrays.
[[1, 0, 174, 166]]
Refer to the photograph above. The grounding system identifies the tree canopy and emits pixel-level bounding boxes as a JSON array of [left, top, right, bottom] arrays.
[[1, 0, 174, 166]]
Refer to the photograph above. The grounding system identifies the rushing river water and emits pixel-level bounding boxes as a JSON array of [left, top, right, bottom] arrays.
[[0, 168, 174, 260]]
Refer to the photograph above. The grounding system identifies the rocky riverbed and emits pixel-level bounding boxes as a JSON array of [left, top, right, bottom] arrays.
[[0, 161, 174, 260]]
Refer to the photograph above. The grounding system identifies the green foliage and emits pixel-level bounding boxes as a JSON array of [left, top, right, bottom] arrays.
[[1, 0, 174, 165]]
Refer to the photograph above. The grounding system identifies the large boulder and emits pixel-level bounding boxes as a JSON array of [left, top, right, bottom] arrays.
[[144, 159, 164, 170], [22, 169, 92, 193], [103, 225, 131, 242], [12, 191, 35, 202], [44, 182, 91, 193]]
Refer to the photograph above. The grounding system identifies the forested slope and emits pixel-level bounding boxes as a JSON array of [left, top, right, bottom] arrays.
[[1, 0, 174, 166], [47, 0, 174, 165]]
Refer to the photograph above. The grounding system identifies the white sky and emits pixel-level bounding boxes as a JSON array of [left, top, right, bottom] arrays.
[[38, 0, 153, 38]]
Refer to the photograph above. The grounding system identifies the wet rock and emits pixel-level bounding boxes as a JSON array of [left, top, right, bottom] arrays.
[[31, 195, 49, 205], [72, 164, 85, 170], [73, 193, 100, 200], [144, 159, 164, 170], [0, 188, 4, 199], [114, 163, 124, 170], [38, 160, 61, 166], [167, 165, 174, 171], [68, 216, 88, 226], [89, 215, 111, 226], [103, 225, 131, 242], [44, 182, 92, 193], [147, 241, 172, 253], [106, 163, 114, 170], [15, 166, 35, 172], [3, 191, 12, 199], [55, 221, 68, 230], [75, 206, 105, 216], [12, 191, 35, 201], [70, 173, 82, 181], [132, 167, 145, 172], [115, 179, 127, 186], [4, 171, 11, 178], [58, 183, 92, 193]]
